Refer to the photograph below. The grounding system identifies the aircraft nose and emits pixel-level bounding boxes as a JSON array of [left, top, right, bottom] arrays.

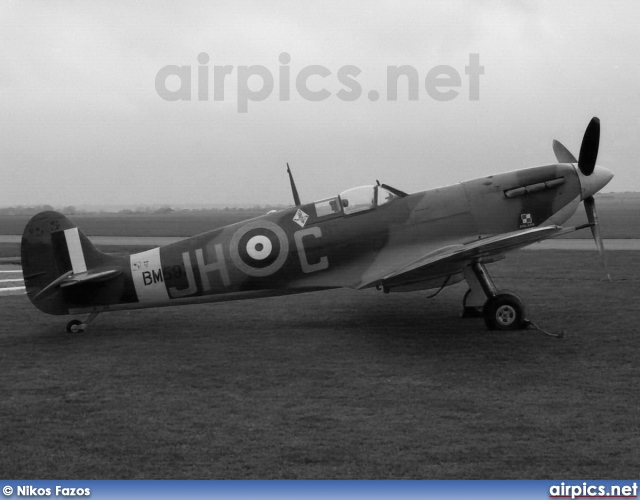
[[579, 165, 614, 200]]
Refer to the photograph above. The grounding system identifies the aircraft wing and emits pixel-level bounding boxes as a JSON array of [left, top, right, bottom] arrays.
[[34, 268, 122, 301], [358, 225, 569, 290]]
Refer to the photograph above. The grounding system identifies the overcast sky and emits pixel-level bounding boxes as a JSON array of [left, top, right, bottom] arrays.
[[1, 0, 638, 207]]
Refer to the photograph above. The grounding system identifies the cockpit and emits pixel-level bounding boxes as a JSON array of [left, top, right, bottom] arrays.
[[340, 185, 398, 214], [312, 185, 398, 219]]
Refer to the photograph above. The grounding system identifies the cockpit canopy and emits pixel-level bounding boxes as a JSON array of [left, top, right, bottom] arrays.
[[313, 185, 398, 218], [340, 185, 398, 214]]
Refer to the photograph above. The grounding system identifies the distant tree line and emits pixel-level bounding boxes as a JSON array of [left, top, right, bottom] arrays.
[[0, 205, 60, 215], [0, 204, 287, 216], [117, 205, 286, 214]]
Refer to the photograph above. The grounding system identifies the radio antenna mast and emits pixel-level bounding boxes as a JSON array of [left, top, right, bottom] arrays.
[[286, 163, 301, 206]]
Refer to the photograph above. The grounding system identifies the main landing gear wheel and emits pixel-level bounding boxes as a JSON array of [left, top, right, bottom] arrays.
[[66, 319, 84, 334], [483, 292, 526, 331]]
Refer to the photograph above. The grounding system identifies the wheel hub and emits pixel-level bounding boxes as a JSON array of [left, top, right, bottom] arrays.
[[495, 304, 516, 326]]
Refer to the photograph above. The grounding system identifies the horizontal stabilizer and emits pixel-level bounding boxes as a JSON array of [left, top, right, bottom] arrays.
[[60, 268, 122, 288], [34, 271, 74, 301], [34, 268, 122, 301]]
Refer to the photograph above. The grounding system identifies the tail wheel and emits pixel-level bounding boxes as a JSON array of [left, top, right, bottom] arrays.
[[483, 292, 526, 331], [66, 319, 84, 334]]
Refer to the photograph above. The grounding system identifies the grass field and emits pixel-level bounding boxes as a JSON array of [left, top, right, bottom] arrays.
[[1, 250, 638, 479], [558, 195, 640, 239]]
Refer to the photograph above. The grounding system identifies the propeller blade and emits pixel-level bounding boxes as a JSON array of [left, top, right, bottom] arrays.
[[584, 196, 611, 281], [578, 117, 600, 176], [552, 140, 577, 163]]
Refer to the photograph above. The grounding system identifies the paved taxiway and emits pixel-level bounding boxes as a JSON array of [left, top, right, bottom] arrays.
[[0, 265, 24, 295]]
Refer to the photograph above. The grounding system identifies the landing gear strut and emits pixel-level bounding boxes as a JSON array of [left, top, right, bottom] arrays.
[[463, 262, 527, 330], [66, 312, 100, 334]]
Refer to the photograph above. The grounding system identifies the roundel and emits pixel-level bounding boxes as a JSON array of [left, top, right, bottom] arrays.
[[229, 221, 289, 277], [246, 235, 272, 261]]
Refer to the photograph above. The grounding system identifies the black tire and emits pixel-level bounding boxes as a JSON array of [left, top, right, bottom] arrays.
[[66, 319, 83, 334], [483, 292, 526, 331]]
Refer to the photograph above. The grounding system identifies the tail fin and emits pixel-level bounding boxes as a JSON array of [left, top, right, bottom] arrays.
[[21, 211, 117, 315]]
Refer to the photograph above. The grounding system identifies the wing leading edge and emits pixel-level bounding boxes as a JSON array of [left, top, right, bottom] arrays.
[[357, 225, 584, 290]]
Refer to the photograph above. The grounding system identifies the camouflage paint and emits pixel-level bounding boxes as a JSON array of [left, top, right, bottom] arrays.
[[21, 162, 600, 317]]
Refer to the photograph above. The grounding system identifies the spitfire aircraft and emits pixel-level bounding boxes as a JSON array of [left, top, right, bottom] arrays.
[[21, 118, 613, 333]]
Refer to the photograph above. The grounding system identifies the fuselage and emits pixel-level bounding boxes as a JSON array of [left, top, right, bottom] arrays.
[[40, 162, 612, 315]]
